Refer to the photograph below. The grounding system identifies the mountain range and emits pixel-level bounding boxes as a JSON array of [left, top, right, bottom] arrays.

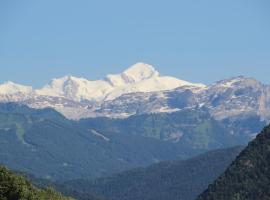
[[1, 63, 270, 123], [3, 109, 269, 200], [1, 64, 270, 200], [0, 103, 195, 180], [0, 63, 268, 181], [54, 120, 270, 200], [0, 101, 265, 182], [0, 63, 204, 119]]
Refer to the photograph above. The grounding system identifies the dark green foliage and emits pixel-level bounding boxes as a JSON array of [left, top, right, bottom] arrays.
[[14, 172, 106, 200], [0, 165, 72, 200], [197, 124, 270, 200], [57, 147, 242, 200]]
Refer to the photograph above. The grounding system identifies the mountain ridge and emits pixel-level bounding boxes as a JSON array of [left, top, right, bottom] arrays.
[[0, 63, 204, 102], [0, 63, 269, 122], [0, 102, 263, 181]]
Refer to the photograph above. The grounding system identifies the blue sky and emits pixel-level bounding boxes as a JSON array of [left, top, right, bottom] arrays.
[[0, 0, 270, 87]]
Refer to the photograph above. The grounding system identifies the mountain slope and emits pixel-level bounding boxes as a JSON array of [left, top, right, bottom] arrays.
[[56, 147, 243, 200], [197, 124, 270, 200], [89, 76, 270, 120], [1, 103, 218, 180], [79, 109, 247, 149], [0, 102, 265, 181], [0, 165, 72, 200], [0, 101, 266, 183]]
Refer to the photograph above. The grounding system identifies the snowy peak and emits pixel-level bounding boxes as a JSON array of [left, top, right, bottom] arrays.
[[36, 75, 74, 97], [0, 64, 268, 121], [0, 81, 33, 95], [36, 75, 98, 101], [105, 63, 159, 86], [0, 62, 206, 102], [121, 63, 159, 83]]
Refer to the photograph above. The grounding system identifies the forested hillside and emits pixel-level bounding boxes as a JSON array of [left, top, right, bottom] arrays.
[[56, 146, 242, 200], [197, 124, 270, 200], [0, 165, 72, 200]]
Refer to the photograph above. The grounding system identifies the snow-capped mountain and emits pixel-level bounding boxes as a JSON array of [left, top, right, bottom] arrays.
[[0, 62, 269, 122], [36, 63, 205, 102], [89, 76, 270, 120], [0, 82, 34, 102], [199, 76, 268, 120], [0, 81, 33, 95]]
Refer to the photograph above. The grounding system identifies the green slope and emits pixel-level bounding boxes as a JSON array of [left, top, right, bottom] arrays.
[[197, 124, 270, 200], [80, 109, 265, 150], [56, 146, 242, 200], [0, 165, 72, 200], [0, 103, 203, 180], [0, 103, 265, 181]]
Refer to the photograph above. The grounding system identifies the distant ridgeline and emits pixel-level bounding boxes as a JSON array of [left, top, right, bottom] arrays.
[[197, 124, 270, 200], [1, 64, 270, 123], [0, 165, 72, 200], [54, 146, 243, 200]]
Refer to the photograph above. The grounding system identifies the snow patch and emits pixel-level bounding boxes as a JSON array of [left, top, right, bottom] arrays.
[[90, 129, 110, 142]]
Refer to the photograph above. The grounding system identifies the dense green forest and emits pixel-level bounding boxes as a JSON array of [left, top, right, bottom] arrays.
[[55, 146, 242, 200], [0, 165, 72, 200], [197, 124, 270, 200]]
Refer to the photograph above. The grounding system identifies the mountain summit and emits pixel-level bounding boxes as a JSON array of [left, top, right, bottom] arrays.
[[0, 63, 269, 121], [121, 62, 159, 82], [1, 62, 204, 102]]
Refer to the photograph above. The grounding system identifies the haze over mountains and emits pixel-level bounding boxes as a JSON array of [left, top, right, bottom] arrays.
[[0, 103, 247, 180], [1, 63, 270, 121], [0, 64, 270, 200], [57, 146, 243, 200], [0, 63, 268, 183]]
